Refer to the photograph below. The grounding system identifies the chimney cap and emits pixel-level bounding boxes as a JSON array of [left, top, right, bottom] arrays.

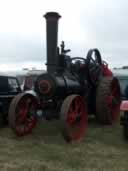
[[44, 12, 61, 19]]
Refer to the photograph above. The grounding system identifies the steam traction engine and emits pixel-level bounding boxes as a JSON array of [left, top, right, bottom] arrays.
[[8, 12, 121, 142]]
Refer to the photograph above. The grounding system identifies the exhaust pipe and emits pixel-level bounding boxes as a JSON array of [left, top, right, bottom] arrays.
[[44, 12, 61, 73]]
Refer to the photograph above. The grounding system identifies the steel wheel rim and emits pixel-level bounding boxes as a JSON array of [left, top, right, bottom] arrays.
[[61, 95, 88, 142], [14, 94, 37, 136], [107, 78, 121, 122]]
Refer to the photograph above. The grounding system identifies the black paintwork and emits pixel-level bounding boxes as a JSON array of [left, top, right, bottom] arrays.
[[33, 12, 103, 120]]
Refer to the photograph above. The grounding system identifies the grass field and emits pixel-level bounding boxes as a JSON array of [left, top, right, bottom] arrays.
[[0, 119, 128, 171]]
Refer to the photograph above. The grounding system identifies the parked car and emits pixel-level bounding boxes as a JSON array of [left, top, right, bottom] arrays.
[[113, 69, 128, 99], [0, 74, 21, 126], [113, 68, 128, 140]]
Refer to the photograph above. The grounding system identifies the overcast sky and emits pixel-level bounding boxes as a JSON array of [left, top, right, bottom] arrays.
[[0, 0, 127, 71]]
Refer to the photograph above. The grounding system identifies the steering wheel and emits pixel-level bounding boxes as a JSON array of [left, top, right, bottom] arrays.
[[86, 49, 102, 85]]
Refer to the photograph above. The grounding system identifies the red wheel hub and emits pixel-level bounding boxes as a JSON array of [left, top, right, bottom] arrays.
[[13, 94, 38, 136], [61, 95, 88, 142]]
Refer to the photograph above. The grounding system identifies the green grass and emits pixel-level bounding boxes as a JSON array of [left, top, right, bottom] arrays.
[[0, 119, 128, 171]]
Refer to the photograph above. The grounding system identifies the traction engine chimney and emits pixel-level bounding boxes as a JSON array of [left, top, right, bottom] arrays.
[[44, 12, 61, 73]]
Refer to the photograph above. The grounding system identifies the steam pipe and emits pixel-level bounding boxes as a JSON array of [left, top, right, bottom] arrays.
[[44, 12, 61, 73]]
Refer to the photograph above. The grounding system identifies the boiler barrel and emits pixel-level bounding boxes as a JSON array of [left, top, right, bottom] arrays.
[[35, 73, 84, 99]]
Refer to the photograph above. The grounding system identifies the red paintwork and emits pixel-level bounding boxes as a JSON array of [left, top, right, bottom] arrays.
[[120, 100, 128, 111], [66, 96, 88, 141], [102, 63, 113, 76], [110, 78, 121, 121], [105, 78, 121, 122], [15, 96, 37, 136]]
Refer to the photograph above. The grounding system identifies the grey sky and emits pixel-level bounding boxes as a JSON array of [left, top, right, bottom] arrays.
[[0, 0, 127, 71]]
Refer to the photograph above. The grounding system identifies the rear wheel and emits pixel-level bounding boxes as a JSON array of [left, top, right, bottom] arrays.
[[96, 77, 121, 124], [8, 93, 38, 136], [60, 95, 88, 142]]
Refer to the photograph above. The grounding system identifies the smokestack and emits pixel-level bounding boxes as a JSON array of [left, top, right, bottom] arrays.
[[44, 12, 61, 73]]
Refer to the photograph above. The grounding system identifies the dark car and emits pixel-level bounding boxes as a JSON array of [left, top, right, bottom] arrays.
[[0, 74, 21, 126], [113, 69, 128, 99], [117, 76, 128, 99], [113, 69, 128, 139]]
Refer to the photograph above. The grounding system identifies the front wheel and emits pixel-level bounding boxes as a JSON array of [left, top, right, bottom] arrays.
[[60, 95, 88, 142], [8, 93, 38, 136]]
